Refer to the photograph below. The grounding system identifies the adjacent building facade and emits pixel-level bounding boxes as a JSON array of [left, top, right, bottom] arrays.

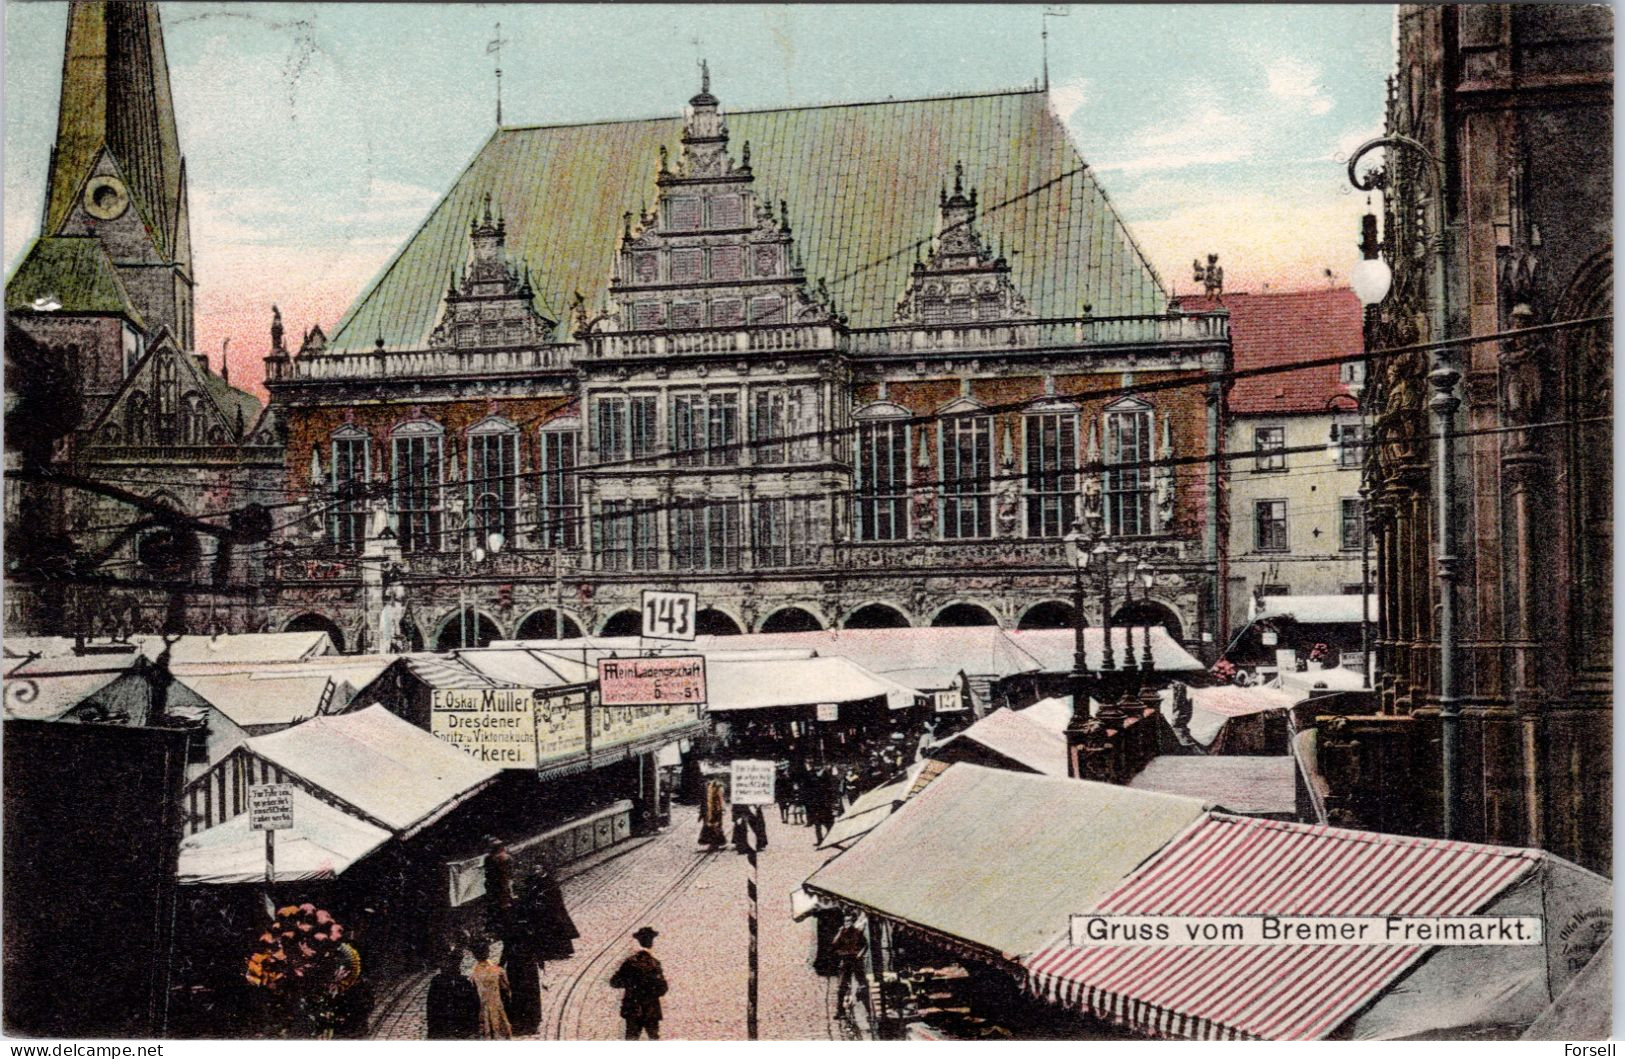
[[4, 1, 281, 640], [264, 79, 1233, 657], [1324, 4, 1612, 874], [1179, 288, 1370, 637]]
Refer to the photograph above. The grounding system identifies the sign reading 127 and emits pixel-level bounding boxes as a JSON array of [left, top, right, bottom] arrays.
[[641, 589, 698, 641]]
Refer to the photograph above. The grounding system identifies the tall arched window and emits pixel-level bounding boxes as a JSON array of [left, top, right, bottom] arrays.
[[330, 425, 371, 551], [538, 418, 580, 549], [1103, 397, 1154, 536], [126, 391, 151, 444], [155, 357, 178, 443], [391, 419, 444, 552], [938, 398, 992, 539], [854, 402, 910, 541], [467, 416, 518, 544], [1024, 400, 1079, 538], [181, 392, 205, 444]]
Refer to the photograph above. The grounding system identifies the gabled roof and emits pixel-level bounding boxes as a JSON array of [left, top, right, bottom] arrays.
[[330, 88, 1169, 352], [804, 763, 1210, 960], [1177, 288, 1364, 415], [5, 236, 145, 326], [242, 705, 500, 836], [931, 706, 1070, 776]]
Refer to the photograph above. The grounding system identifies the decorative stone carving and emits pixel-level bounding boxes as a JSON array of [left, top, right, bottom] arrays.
[[895, 162, 1030, 326]]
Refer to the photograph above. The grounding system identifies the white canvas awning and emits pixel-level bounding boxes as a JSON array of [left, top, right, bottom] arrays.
[[704, 656, 918, 712], [242, 705, 501, 836], [1251, 594, 1377, 625], [1005, 628, 1204, 673], [178, 787, 391, 885]]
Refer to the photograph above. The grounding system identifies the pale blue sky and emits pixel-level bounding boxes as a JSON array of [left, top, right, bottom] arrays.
[[4, 3, 1395, 386]]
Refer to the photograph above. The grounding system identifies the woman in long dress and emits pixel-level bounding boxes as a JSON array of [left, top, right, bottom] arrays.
[[468, 938, 512, 1040]]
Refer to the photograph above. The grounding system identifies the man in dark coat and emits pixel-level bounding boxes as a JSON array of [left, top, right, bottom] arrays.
[[425, 949, 480, 1040], [484, 837, 516, 953], [610, 927, 668, 1040]]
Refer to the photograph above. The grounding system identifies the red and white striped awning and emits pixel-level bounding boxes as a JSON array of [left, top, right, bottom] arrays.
[[1023, 814, 1539, 1041]]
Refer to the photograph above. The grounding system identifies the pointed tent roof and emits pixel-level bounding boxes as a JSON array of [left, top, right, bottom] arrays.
[[45, 1, 187, 263], [330, 88, 1169, 352]]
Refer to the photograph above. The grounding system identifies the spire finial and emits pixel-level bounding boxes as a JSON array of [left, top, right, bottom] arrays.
[[954, 161, 964, 196], [700, 58, 710, 95], [482, 191, 493, 226], [741, 140, 751, 168]]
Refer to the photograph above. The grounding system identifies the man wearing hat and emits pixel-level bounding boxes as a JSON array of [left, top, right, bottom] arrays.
[[483, 837, 516, 955], [610, 927, 668, 1039]]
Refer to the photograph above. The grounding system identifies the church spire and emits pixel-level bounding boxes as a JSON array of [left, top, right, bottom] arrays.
[[43, 2, 192, 347]]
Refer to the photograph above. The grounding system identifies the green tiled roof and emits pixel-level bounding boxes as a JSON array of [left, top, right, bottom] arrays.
[[5, 236, 144, 326], [330, 88, 1169, 353], [199, 368, 262, 437]]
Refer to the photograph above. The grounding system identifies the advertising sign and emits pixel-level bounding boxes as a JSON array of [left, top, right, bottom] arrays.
[[534, 687, 590, 765], [815, 702, 839, 722], [595, 702, 706, 755], [730, 759, 777, 805], [248, 784, 294, 831], [641, 589, 698, 641], [598, 656, 707, 707], [431, 687, 536, 768]]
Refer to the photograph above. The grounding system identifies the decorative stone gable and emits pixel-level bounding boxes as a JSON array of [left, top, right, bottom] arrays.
[[895, 163, 1030, 325], [599, 66, 840, 337], [428, 193, 556, 350]]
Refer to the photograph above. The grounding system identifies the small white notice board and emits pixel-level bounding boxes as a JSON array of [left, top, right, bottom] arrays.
[[815, 702, 839, 722], [248, 783, 294, 832], [730, 759, 777, 805]]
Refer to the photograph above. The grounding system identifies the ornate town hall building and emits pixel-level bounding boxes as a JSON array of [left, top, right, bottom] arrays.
[[265, 75, 1232, 656]]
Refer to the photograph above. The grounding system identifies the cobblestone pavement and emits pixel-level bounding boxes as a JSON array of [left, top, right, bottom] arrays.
[[370, 803, 849, 1041]]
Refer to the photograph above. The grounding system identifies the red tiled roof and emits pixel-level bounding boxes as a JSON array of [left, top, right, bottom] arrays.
[[1177, 289, 1364, 415]]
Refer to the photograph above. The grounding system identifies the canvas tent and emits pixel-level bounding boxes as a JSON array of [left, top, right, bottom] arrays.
[[928, 707, 1069, 777], [1127, 755, 1296, 817], [1024, 814, 1611, 1041], [177, 787, 391, 885], [804, 764, 1210, 961]]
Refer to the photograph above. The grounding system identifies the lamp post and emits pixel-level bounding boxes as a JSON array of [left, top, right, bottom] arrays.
[[1348, 134, 1461, 838], [458, 529, 506, 649], [1136, 557, 1156, 680], [1064, 524, 1092, 727]]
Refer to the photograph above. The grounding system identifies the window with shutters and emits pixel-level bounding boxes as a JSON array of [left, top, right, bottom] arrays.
[[330, 429, 370, 551], [597, 500, 658, 571], [1024, 411, 1078, 538], [468, 420, 519, 544], [750, 296, 785, 325], [855, 419, 909, 541], [391, 422, 444, 552], [668, 196, 702, 230], [672, 499, 741, 570], [941, 414, 993, 539], [1105, 404, 1154, 536], [671, 393, 706, 468], [671, 249, 704, 283], [671, 301, 703, 329], [629, 395, 659, 460], [1336, 421, 1367, 468], [538, 429, 579, 549], [752, 497, 817, 567], [631, 302, 664, 330], [595, 398, 628, 461], [709, 194, 743, 228], [710, 246, 743, 281], [711, 299, 745, 327]]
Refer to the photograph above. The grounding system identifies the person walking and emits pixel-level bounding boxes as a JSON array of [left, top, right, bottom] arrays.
[[504, 866, 579, 1035], [610, 927, 668, 1040], [483, 837, 516, 957], [730, 803, 755, 855], [831, 914, 869, 1016], [698, 779, 727, 850], [468, 938, 512, 1040], [747, 802, 769, 850], [809, 767, 837, 844], [425, 948, 479, 1040]]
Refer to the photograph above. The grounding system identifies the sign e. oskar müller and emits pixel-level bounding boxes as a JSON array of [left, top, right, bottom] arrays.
[[431, 687, 537, 768]]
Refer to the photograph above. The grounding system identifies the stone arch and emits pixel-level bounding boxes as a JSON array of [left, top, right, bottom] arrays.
[[433, 608, 503, 651], [514, 608, 585, 641], [284, 613, 346, 654], [843, 602, 912, 629], [931, 602, 1000, 628], [599, 609, 643, 637], [1017, 600, 1076, 630], [759, 606, 824, 633], [695, 607, 745, 636], [1111, 599, 1185, 644]]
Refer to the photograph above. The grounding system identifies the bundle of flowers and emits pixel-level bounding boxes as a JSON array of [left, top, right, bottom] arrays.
[[244, 903, 348, 992], [1210, 658, 1238, 683]]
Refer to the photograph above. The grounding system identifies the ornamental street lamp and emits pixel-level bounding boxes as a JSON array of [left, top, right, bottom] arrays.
[[1348, 133, 1462, 837], [1064, 523, 1092, 729], [457, 527, 507, 650]]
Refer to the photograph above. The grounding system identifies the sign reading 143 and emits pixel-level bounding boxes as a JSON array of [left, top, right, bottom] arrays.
[[641, 589, 698, 641]]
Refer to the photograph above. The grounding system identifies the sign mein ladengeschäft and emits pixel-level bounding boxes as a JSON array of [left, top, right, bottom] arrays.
[[598, 656, 707, 707], [431, 687, 536, 768]]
